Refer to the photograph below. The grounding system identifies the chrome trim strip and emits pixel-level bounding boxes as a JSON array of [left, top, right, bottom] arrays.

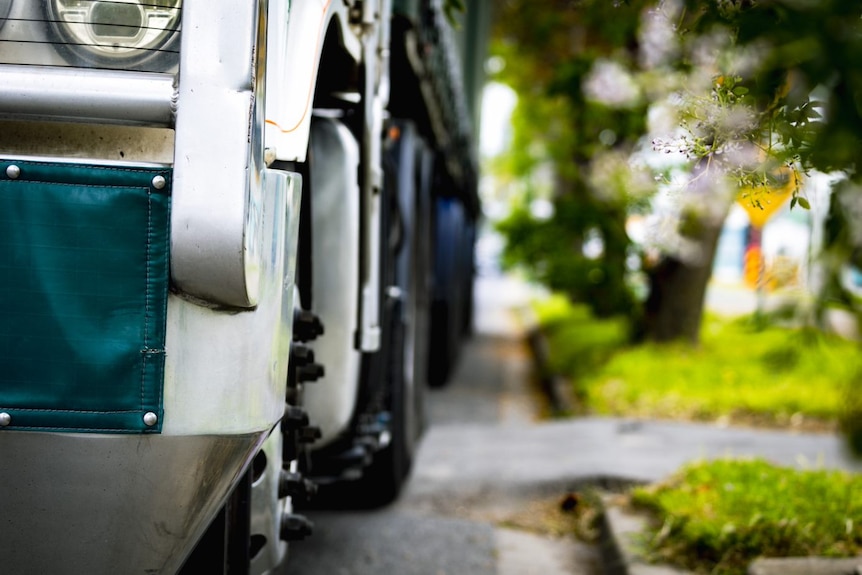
[[0, 152, 170, 169], [0, 66, 176, 126], [170, 0, 264, 307]]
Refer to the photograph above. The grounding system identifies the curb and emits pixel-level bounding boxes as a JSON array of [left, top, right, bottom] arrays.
[[596, 495, 862, 575], [517, 299, 862, 575], [526, 327, 571, 416], [749, 557, 862, 575], [597, 495, 689, 575]]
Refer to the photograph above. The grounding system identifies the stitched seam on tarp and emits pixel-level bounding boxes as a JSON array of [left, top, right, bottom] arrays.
[[2, 181, 150, 193], [143, 188, 152, 411], [1, 182, 156, 420]]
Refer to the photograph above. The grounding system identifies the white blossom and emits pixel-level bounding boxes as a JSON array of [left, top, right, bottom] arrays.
[[584, 59, 642, 109], [639, 0, 682, 69]]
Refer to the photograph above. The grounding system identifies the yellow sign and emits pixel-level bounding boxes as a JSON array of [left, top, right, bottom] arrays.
[[736, 166, 797, 228], [743, 245, 763, 288]]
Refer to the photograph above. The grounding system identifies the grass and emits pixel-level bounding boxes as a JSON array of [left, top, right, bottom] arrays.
[[533, 294, 629, 398], [630, 458, 862, 575], [535, 295, 862, 572], [534, 295, 862, 429]]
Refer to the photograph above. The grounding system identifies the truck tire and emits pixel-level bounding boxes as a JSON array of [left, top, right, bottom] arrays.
[[357, 301, 410, 506]]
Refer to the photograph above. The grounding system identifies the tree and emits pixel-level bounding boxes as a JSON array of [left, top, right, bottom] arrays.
[[492, 0, 653, 322], [491, 0, 862, 452], [492, 0, 862, 343]]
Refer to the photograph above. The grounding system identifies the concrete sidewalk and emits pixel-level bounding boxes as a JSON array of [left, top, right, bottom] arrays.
[[408, 411, 861, 575], [407, 416, 861, 504], [420, 274, 862, 575]]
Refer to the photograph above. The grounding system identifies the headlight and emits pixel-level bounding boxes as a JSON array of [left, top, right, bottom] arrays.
[[44, 0, 182, 71]]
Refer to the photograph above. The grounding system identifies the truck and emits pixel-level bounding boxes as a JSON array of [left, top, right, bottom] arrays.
[[0, 1, 490, 573]]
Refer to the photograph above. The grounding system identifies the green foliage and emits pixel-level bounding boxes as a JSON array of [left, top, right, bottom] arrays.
[[652, 1, 862, 217], [491, 0, 654, 321], [497, 196, 636, 317], [491, 0, 862, 343], [586, 316, 859, 427], [533, 295, 629, 383], [679, 0, 862, 173], [631, 458, 862, 574], [443, 0, 465, 25], [536, 298, 860, 427]]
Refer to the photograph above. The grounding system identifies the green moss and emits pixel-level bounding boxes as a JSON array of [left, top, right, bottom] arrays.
[[631, 459, 862, 574]]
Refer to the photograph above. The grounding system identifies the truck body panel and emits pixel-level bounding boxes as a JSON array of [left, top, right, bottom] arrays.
[[0, 0, 491, 572]]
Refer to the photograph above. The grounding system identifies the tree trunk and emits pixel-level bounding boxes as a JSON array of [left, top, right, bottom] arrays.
[[642, 191, 732, 344]]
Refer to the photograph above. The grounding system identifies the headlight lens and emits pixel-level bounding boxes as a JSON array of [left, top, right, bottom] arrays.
[[45, 0, 182, 71]]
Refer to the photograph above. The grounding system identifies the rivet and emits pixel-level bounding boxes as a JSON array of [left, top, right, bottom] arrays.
[[6, 165, 21, 179], [151, 175, 166, 190], [143, 412, 158, 426], [0, 412, 11, 427]]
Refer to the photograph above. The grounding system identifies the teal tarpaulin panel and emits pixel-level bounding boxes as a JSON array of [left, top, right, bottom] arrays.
[[0, 158, 170, 433]]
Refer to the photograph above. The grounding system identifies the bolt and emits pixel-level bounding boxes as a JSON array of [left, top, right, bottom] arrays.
[[293, 310, 324, 342], [280, 513, 314, 541], [281, 406, 309, 431], [298, 363, 325, 383], [291, 343, 315, 366]]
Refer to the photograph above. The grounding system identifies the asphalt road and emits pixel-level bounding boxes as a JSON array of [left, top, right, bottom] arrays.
[[283, 274, 603, 575]]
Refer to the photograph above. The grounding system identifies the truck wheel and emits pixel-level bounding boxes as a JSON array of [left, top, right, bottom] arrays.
[[427, 299, 454, 387], [359, 301, 410, 506]]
